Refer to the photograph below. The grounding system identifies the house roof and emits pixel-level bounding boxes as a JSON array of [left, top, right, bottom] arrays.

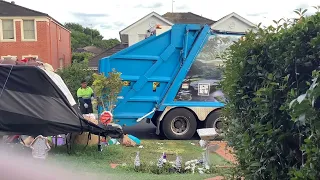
[[162, 12, 216, 25], [74, 46, 104, 55], [0, 0, 69, 31], [0, 0, 47, 17], [120, 12, 173, 34], [88, 43, 129, 68], [211, 12, 256, 29]]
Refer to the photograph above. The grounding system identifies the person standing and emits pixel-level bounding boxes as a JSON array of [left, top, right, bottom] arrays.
[[77, 80, 94, 114]]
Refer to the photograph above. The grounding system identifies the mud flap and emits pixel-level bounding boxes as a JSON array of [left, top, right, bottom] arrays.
[[156, 118, 161, 135]]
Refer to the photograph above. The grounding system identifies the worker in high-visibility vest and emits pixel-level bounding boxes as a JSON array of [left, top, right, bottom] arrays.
[[77, 80, 94, 114]]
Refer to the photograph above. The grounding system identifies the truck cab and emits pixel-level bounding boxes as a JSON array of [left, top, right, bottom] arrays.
[[99, 24, 244, 140]]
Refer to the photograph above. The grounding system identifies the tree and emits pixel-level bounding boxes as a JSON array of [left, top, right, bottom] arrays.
[[64, 23, 120, 50], [93, 39, 120, 49], [72, 52, 94, 63], [92, 69, 124, 113], [56, 61, 94, 100]]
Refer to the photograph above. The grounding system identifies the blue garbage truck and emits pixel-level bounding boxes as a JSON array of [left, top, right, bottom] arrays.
[[99, 24, 244, 140]]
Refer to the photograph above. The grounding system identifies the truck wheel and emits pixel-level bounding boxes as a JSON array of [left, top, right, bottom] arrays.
[[205, 110, 223, 132], [162, 108, 197, 140]]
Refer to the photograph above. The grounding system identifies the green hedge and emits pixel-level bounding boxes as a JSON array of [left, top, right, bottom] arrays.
[[222, 11, 320, 179]]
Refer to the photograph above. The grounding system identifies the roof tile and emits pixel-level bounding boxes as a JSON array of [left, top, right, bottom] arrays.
[[0, 1, 47, 16], [162, 12, 216, 25], [88, 44, 128, 68]]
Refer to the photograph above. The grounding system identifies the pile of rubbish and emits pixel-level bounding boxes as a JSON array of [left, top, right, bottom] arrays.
[[0, 57, 54, 72], [0, 60, 123, 143], [67, 113, 140, 147], [107, 134, 141, 147]]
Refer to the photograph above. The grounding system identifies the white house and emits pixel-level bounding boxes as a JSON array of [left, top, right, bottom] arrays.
[[119, 12, 173, 46], [120, 12, 256, 47]]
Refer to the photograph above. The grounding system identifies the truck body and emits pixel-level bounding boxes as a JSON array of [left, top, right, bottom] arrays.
[[99, 24, 244, 139]]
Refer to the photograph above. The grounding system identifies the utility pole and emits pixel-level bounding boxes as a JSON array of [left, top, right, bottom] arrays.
[[172, 0, 175, 13], [90, 24, 93, 46]]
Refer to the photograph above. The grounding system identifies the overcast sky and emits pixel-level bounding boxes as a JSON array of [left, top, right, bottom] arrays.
[[12, 0, 319, 39]]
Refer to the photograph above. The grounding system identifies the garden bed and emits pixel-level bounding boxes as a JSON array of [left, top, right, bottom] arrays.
[[49, 140, 234, 179]]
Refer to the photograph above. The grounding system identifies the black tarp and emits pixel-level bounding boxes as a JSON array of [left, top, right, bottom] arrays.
[[0, 65, 123, 138]]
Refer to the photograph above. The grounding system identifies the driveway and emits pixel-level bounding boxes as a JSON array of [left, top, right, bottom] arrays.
[[123, 119, 200, 140], [123, 119, 159, 139]]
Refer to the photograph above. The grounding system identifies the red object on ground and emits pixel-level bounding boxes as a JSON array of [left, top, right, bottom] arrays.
[[110, 163, 119, 169], [100, 111, 113, 125]]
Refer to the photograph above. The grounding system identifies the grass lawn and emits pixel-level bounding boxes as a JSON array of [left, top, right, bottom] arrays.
[[49, 140, 233, 180]]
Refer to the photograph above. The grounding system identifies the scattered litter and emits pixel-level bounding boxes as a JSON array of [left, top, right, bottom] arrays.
[[110, 163, 119, 169], [52, 135, 66, 146], [30, 135, 51, 159], [108, 138, 119, 145], [128, 134, 141, 145], [199, 140, 207, 148], [156, 142, 164, 145], [190, 142, 195, 146], [138, 145, 144, 149], [121, 134, 137, 147], [100, 142, 108, 146]]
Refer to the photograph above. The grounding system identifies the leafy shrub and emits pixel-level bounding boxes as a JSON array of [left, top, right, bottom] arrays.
[[289, 71, 320, 179], [72, 52, 94, 63], [222, 9, 320, 179], [121, 162, 219, 175], [57, 61, 94, 100]]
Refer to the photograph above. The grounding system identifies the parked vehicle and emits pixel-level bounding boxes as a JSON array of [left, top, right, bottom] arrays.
[[99, 24, 244, 140]]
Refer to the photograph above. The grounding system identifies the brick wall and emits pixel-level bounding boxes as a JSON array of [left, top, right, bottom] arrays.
[[0, 21, 50, 63], [49, 21, 72, 69], [0, 18, 71, 70]]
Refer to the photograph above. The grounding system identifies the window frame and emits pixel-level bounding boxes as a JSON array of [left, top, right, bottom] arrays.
[[0, 19, 16, 42], [21, 19, 37, 41]]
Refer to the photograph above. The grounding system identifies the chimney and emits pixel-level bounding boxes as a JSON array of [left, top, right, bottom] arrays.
[[11, 1, 15, 4]]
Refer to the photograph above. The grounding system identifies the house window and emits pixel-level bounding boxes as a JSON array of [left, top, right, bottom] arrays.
[[2, 19, 14, 40], [23, 20, 35, 40]]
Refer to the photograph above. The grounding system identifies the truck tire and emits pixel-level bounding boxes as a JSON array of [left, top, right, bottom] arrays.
[[162, 108, 197, 140], [205, 110, 223, 132]]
